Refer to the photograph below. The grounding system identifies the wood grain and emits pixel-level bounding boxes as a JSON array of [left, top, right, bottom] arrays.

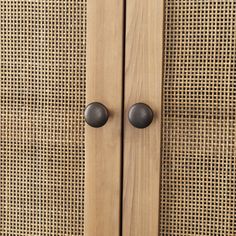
[[85, 0, 124, 235], [122, 0, 164, 235]]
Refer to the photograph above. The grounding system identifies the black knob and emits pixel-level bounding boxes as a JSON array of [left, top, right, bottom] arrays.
[[85, 102, 109, 128], [128, 103, 153, 129]]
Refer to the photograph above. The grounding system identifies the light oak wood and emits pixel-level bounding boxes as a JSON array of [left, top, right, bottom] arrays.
[[123, 0, 164, 235], [85, 0, 124, 235]]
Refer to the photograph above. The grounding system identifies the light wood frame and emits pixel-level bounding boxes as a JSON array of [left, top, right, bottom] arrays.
[[85, 0, 124, 235], [122, 0, 164, 235]]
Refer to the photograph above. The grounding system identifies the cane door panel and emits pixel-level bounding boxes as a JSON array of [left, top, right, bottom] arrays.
[[123, 0, 236, 235], [160, 1, 236, 235], [0, 1, 123, 236]]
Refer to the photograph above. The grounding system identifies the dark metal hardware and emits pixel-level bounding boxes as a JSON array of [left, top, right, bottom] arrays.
[[128, 103, 153, 129], [85, 102, 109, 128]]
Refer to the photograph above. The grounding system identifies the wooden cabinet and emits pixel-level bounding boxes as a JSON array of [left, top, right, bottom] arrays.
[[1, 0, 236, 235]]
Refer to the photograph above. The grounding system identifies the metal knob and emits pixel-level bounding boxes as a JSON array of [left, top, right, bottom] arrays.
[[128, 103, 153, 129], [85, 102, 109, 128]]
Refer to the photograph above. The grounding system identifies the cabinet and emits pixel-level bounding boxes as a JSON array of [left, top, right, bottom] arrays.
[[0, 0, 235, 236]]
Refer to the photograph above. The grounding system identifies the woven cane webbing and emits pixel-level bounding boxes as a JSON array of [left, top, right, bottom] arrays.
[[0, 1, 86, 235], [161, 1, 236, 235]]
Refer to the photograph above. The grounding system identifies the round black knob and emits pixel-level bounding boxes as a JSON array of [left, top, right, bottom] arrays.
[[85, 102, 109, 128], [128, 103, 153, 129]]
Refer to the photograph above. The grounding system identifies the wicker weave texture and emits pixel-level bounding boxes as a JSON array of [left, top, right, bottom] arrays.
[[0, 1, 86, 235], [160, 1, 236, 235]]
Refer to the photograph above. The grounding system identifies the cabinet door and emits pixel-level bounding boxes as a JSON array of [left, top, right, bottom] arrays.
[[0, 1, 123, 236], [123, 0, 236, 235]]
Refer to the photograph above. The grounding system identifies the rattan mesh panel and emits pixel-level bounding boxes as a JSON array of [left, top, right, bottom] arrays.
[[161, 1, 236, 235], [0, 1, 86, 235]]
